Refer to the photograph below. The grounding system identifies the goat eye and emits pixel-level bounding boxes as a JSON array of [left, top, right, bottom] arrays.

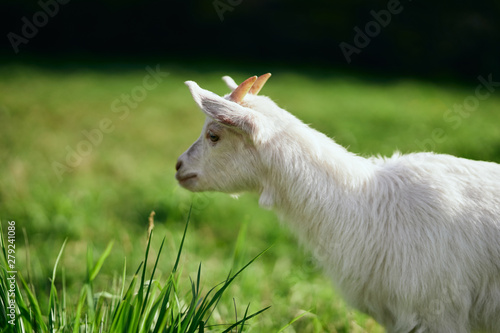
[[208, 131, 219, 142]]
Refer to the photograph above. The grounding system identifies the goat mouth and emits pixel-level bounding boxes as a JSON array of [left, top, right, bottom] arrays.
[[176, 173, 197, 183]]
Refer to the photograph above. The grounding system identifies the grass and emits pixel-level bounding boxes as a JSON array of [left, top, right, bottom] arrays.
[[1, 209, 271, 332], [0, 61, 499, 332]]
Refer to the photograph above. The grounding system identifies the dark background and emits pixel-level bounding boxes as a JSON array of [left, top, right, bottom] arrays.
[[1, 0, 499, 80]]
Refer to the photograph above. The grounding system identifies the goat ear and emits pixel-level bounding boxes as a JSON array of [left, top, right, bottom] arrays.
[[222, 75, 238, 90], [185, 80, 258, 134]]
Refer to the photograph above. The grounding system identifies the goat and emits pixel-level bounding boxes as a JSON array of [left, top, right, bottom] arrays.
[[175, 74, 500, 332]]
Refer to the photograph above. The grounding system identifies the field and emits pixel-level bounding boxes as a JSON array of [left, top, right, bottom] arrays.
[[1, 61, 499, 332]]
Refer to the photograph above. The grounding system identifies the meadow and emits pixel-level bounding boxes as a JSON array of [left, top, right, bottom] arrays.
[[1, 61, 499, 332]]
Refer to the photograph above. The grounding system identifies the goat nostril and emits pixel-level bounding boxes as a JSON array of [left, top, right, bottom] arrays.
[[175, 160, 182, 171]]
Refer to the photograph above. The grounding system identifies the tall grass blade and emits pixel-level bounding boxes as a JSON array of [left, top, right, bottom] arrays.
[[276, 310, 312, 332], [232, 217, 248, 270], [204, 247, 270, 324], [220, 306, 271, 333], [139, 235, 165, 319], [173, 205, 191, 273], [17, 272, 48, 332], [89, 242, 114, 282], [72, 286, 86, 333], [48, 239, 66, 332]]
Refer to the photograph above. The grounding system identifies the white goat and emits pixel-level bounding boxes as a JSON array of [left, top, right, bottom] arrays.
[[175, 74, 500, 333]]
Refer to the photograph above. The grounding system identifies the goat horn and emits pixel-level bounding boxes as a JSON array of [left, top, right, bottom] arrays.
[[229, 76, 257, 103], [249, 73, 272, 95]]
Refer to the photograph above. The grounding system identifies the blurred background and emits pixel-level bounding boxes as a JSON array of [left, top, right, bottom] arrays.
[[1, 0, 500, 78], [1, 0, 499, 331]]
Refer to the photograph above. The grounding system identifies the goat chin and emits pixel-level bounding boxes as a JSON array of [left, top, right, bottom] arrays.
[[176, 75, 500, 333]]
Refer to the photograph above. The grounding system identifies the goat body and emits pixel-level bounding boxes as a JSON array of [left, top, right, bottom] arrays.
[[175, 74, 500, 332]]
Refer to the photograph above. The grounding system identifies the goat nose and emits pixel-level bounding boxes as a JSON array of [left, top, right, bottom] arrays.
[[175, 160, 182, 171]]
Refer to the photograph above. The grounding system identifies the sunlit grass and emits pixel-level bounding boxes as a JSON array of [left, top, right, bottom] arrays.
[[1, 211, 271, 332], [1, 62, 499, 332]]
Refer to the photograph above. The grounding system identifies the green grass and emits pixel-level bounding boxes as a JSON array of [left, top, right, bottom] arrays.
[[1, 62, 499, 332], [0, 209, 271, 332]]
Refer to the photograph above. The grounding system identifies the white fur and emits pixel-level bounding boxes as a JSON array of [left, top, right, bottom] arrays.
[[175, 76, 500, 333]]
